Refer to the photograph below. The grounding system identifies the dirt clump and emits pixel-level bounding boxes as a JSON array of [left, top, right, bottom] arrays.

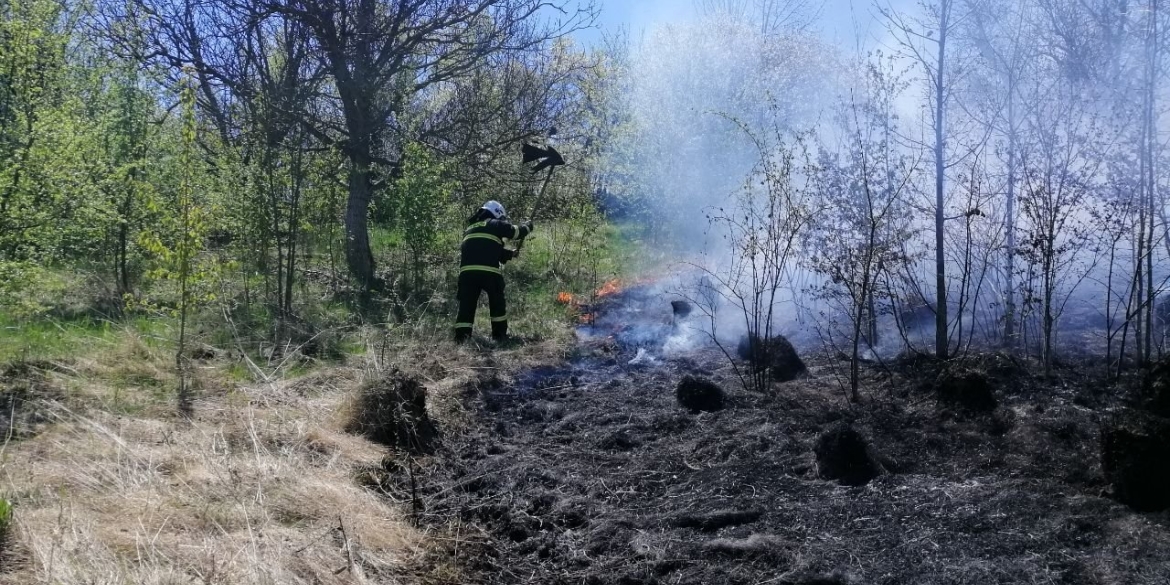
[[737, 333, 806, 382], [676, 375, 725, 413], [935, 368, 997, 413], [345, 368, 438, 454], [1100, 408, 1170, 511], [814, 423, 884, 486]]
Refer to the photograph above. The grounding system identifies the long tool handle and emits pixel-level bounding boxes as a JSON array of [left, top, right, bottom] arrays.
[[515, 166, 555, 254]]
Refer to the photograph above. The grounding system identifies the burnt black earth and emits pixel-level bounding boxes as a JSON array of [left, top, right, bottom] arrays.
[[361, 336, 1170, 585], [370, 283, 1170, 584]]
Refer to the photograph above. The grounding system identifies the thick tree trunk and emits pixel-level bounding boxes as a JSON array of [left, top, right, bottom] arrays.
[[345, 156, 380, 292]]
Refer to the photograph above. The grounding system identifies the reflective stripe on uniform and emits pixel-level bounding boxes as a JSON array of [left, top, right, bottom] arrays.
[[512, 225, 520, 239], [490, 315, 508, 322], [454, 323, 473, 329], [466, 220, 488, 231], [463, 233, 502, 245], [460, 265, 502, 275]]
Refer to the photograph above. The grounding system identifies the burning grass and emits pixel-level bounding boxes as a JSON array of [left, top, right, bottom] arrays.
[[555, 277, 671, 327], [595, 278, 622, 298]]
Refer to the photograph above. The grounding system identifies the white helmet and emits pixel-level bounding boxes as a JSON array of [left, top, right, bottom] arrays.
[[481, 200, 507, 219]]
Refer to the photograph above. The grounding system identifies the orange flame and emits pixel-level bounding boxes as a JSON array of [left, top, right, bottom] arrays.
[[596, 279, 622, 298], [557, 278, 636, 326]]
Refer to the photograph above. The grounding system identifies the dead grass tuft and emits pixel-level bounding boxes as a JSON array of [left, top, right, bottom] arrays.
[[343, 369, 438, 454]]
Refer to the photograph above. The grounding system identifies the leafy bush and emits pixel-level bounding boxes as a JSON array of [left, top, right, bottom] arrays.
[[0, 261, 69, 318]]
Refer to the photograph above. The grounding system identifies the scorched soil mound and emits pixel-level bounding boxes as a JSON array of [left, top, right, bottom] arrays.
[[368, 349, 1170, 584]]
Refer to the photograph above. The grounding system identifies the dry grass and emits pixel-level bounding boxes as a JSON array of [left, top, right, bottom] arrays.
[[0, 331, 433, 584]]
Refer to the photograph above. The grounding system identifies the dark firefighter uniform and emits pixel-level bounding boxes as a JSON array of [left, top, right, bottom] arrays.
[[454, 217, 532, 342]]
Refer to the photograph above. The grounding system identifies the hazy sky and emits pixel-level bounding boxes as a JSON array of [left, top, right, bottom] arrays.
[[576, 0, 892, 51]]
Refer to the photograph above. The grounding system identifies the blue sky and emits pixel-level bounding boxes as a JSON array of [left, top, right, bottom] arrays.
[[575, 0, 892, 51]]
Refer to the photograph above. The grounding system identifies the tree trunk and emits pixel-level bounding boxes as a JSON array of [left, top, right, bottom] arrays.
[[117, 219, 130, 296], [345, 155, 380, 292], [1043, 242, 1055, 376], [284, 152, 301, 317], [1146, 0, 1159, 360], [934, 12, 949, 360], [1004, 92, 1017, 347], [866, 288, 878, 347], [1107, 240, 1117, 375]]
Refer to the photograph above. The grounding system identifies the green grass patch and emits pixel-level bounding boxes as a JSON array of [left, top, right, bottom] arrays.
[[0, 497, 11, 545], [0, 313, 120, 363], [225, 361, 252, 382]]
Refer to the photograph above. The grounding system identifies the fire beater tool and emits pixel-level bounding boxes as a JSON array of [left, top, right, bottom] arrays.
[[515, 132, 566, 254]]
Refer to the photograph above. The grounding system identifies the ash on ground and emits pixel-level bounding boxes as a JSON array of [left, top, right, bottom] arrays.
[[361, 334, 1170, 584]]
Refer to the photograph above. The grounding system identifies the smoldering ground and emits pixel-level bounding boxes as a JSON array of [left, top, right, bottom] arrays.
[[372, 323, 1170, 584], [338, 277, 1169, 584]]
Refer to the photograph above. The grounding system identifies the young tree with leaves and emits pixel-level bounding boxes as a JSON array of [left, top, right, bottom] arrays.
[[809, 71, 919, 400]]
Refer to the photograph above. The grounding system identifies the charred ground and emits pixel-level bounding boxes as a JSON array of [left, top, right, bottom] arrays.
[[367, 337, 1170, 584]]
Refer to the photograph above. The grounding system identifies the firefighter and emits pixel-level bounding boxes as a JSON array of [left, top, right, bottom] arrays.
[[454, 200, 533, 343]]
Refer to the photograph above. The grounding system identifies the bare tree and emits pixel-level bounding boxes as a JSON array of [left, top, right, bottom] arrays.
[[808, 62, 920, 400], [879, 0, 968, 359], [1034, 0, 1132, 85], [965, 0, 1039, 347], [694, 0, 822, 33], [690, 123, 816, 394]]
